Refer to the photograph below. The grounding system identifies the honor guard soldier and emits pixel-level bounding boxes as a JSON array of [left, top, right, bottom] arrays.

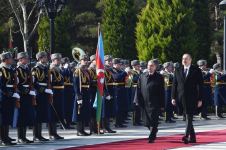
[[130, 60, 142, 126], [160, 62, 176, 123], [212, 63, 226, 118], [112, 58, 130, 128], [140, 61, 147, 73], [197, 60, 211, 120], [73, 55, 91, 136], [32, 51, 53, 142], [62, 57, 75, 129], [0, 52, 20, 145], [124, 59, 132, 122], [49, 53, 64, 140], [88, 55, 100, 134], [16, 52, 36, 143], [103, 55, 116, 133]]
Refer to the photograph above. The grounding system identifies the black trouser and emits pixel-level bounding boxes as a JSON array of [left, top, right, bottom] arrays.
[[185, 114, 195, 137]]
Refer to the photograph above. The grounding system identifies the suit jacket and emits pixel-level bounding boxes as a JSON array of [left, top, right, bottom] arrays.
[[172, 65, 203, 114], [135, 72, 164, 126]]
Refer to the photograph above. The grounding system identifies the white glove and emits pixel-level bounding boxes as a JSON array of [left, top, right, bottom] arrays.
[[209, 69, 215, 74], [125, 67, 131, 73], [106, 95, 111, 100], [12, 93, 20, 99], [29, 90, 36, 96], [77, 100, 83, 104], [64, 63, 69, 69], [160, 70, 165, 75], [45, 89, 53, 95], [143, 69, 148, 73]]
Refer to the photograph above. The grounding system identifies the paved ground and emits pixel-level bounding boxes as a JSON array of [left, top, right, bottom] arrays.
[[1, 115, 226, 150]]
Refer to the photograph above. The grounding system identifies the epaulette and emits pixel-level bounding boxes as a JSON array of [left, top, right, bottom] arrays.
[[74, 68, 80, 77]]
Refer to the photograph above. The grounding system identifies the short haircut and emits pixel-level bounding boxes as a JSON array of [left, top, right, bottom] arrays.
[[183, 53, 192, 59]]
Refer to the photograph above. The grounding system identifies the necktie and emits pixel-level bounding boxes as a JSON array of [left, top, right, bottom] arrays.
[[184, 68, 188, 78]]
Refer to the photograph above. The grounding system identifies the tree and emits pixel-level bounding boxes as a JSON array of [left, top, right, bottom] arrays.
[[8, 0, 42, 52], [0, 0, 13, 50], [209, 0, 223, 64], [102, 0, 137, 59], [136, 0, 198, 62], [192, 0, 211, 62], [38, 0, 102, 57]]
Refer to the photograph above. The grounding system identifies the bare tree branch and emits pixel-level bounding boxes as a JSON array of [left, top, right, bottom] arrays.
[[28, 0, 38, 21], [8, 0, 24, 36], [28, 9, 42, 40]]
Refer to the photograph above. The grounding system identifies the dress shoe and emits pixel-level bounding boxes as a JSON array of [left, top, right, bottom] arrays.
[[18, 138, 33, 144], [165, 120, 176, 123], [1, 140, 17, 146], [24, 138, 34, 143], [50, 134, 64, 140], [33, 137, 41, 142], [200, 116, 211, 120], [77, 131, 90, 136], [217, 114, 224, 119], [189, 138, 196, 143], [33, 136, 48, 142], [92, 130, 104, 135], [105, 129, 117, 133], [182, 136, 189, 144], [148, 135, 155, 143], [34, 137, 49, 142], [7, 137, 16, 142], [18, 138, 27, 144]]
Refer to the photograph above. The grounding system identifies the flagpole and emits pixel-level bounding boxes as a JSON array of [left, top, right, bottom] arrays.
[[97, 22, 101, 135], [98, 22, 100, 37]]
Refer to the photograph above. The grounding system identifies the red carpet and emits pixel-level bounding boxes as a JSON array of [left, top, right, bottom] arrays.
[[64, 129, 226, 150]]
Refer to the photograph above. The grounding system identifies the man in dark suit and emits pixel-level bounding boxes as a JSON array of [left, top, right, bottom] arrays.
[[172, 54, 203, 144], [135, 60, 164, 143]]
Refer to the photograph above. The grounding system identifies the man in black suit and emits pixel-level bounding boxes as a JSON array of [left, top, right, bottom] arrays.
[[172, 54, 203, 144], [135, 60, 165, 143]]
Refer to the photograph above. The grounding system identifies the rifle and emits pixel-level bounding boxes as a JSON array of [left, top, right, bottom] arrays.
[[28, 49, 37, 106], [13, 71, 20, 108], [48, 67, 67, 130], [47, 69, 53, 104]]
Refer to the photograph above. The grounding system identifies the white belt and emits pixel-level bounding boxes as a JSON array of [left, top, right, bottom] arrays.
[[6, 85, 14, 88], [38, 83, 47, 86], [22, 85, 29, 88]]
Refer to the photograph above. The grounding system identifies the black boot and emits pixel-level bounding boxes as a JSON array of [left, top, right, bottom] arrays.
[[189, 128, 196, 143], [1, 126, 16, 146], [216, 106, 224, 118], [77, 122, 90, 136], [6, 126, 16, 142], [148, 127, 158, 143], [22, 127, 33, 143], [103, 118, 116, 133], [182, 136, 189, 144], [33, 123, 49, 142], [49, 123, 64, 140], [33, 124, 40, 142], [90, 119, 97, 134], [18, 127, 26, 144]]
